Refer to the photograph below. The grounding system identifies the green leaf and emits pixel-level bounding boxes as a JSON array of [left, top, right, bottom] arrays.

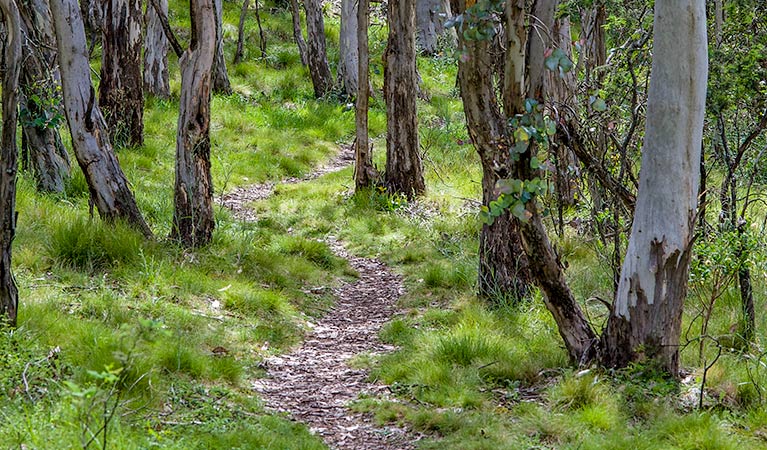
[[511, 201, 527, 221], [530, 157, 540, 169], [592, 98, 607, 112]]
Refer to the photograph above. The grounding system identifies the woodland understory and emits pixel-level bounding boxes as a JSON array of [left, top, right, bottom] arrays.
[[0, 0, 767, 448]]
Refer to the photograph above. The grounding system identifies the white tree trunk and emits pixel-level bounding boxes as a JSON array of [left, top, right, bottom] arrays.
[[144, 0, 170, 98], [604, 0, 708, 374], [338, 0, 358, 97], [50, 0, 152, 237]]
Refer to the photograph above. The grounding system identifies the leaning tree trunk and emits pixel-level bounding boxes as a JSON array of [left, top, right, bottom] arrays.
[[171, 0, 216, 248], [338, 0, 359, 97], [452, 0, 531, 302], [0, 0, 21, 326], [212, 0, 232, 94], [304, 0, 333, 97], [144, 0, 170, 98], [354, 0, 376, 190], [100, 0, 144, 147], [18, 0, 71, 193], [601, 0, 708, 374], [384, 0, 425, 197], [416, 0, 454, 55], [289, 0, 308, 66], [50, 0, 152, 237], [502, 0, 598, 363]]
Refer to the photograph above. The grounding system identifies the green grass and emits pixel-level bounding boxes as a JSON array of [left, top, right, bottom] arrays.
[[4, 0, 767, 448]]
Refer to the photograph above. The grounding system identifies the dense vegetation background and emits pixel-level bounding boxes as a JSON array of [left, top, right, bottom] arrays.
[[1, 0, 767, 448]]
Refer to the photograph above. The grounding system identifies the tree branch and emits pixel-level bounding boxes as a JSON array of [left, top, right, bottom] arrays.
[[150, 0, 184, 58]]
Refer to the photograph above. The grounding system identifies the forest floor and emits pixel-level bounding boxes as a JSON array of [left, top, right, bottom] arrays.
[[225, 147, 418, 449]]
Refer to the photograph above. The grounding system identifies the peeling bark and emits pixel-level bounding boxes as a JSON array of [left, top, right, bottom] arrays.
[[384, 0, 425, 197], [18, 0, 71, 193], [99, 0, 144, 147], [354, 0, 376, 190], [0, 0, 21, 326], [451, 0, 531, 302], [416, 0, 454, 55], [289, 0, 308, 66], [304, 0, 333, 97], [144, 0, 170, 98], [50, 0, 152, 237], [171, 0, 216, 248], [212, 0, 232, 94], [602, 0, 708, 374], [338, 0, 359, 97]]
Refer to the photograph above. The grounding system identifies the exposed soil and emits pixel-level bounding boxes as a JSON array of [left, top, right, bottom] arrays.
[[224, 146, 418, 449]]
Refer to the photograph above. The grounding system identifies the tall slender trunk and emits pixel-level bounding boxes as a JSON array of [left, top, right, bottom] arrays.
[[354, 0, 376, 190], [0, 0, 21, 326], [18, 0, 71, 193], [144, 0, 171, 98], [212, 0, 232, 94], [304, 0, 332, 97], [50, 0, 152, 237], [451, 0, 530, 302], [289, 0, 308, 66], [338, 0, 359, 97], [384, 0, 425, 197], [234, 0, 249, 64], [602, 0, 708, 374], [171, 0, 216, 248], [99, 0, 144, 147]]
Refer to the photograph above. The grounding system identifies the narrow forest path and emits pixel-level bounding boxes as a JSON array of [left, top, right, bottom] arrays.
[[222, 147, 418, 450]]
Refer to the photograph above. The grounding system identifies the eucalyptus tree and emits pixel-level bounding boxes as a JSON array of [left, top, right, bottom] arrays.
[[451, 0, 531, 301], [144, 0, 171, 98], [171, 0, 217, 247], [338, 0, 359, 97], [99, 0, 144, 147], [464, 0, 708, 373], [213, 0, 233, 94], [384, 0, 425, 197], [304, 0, 333, 97], [354, 0, 376, 190], [18, 0, 71, 192], [0, 0, 21, 326], [50, 0, 152, 237]]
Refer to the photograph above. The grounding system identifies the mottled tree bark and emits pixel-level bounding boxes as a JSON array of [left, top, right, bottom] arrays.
[[144, 0, 170, 98], [100, 0, 144, 147], [212, 0, 232, 94], [416, 0, 454, 55], [289, 0, 308, 65], [384, 0, 425, 197], [338, 0, 359, 97], [79, 0, 102, 53], [0, 0, 21, 326], [354, 0, 376, 190], [602, 0, 708, 374], [504, 0, 598, 362], [451, 0, 530, 302], [50, 0, 152, 237], [171, 0, 216, 247], [18, 0, 71, 193], [304, 0, 332, 97]]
